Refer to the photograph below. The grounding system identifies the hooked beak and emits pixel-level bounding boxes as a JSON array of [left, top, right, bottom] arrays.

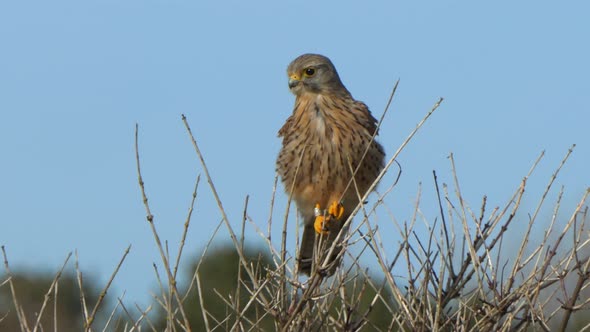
[[288, 79, 299, 89], [288, 74, 300, 89]]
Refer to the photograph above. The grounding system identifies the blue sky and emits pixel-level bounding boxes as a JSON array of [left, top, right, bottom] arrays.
[[1, 1, 588, 310]]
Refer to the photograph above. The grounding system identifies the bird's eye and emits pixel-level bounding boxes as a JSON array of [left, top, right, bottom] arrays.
[[304, 68, 316, 77]]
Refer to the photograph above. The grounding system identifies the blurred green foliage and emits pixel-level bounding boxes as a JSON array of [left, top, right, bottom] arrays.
[[0, 270, 101, 331]]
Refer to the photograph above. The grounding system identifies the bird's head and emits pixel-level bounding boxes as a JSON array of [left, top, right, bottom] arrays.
[[286, 54, 348, 96]]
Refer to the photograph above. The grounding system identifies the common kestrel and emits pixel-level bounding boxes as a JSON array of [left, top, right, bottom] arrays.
[[276, 54, 385, 276]]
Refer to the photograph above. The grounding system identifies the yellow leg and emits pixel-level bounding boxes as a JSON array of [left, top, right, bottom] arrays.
[[314, 201, 345, 234]]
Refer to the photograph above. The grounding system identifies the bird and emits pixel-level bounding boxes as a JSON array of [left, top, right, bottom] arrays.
[[276, 54, 385, 276]]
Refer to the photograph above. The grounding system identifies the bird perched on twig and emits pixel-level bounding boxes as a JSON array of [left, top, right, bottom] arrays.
[[276, 54, 385, 276]]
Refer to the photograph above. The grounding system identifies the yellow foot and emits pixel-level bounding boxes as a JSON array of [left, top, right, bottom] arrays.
[[328, 201, 345, 220], [314, 202, 345, 234]]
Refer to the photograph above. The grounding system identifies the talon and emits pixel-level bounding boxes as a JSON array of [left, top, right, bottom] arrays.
[[314, 203, 329, 234], [328, 201, 345, 220], [314, 215, 329, 234]]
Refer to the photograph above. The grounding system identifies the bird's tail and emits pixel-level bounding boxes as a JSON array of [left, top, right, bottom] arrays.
[[298, 220, 315, 275]]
